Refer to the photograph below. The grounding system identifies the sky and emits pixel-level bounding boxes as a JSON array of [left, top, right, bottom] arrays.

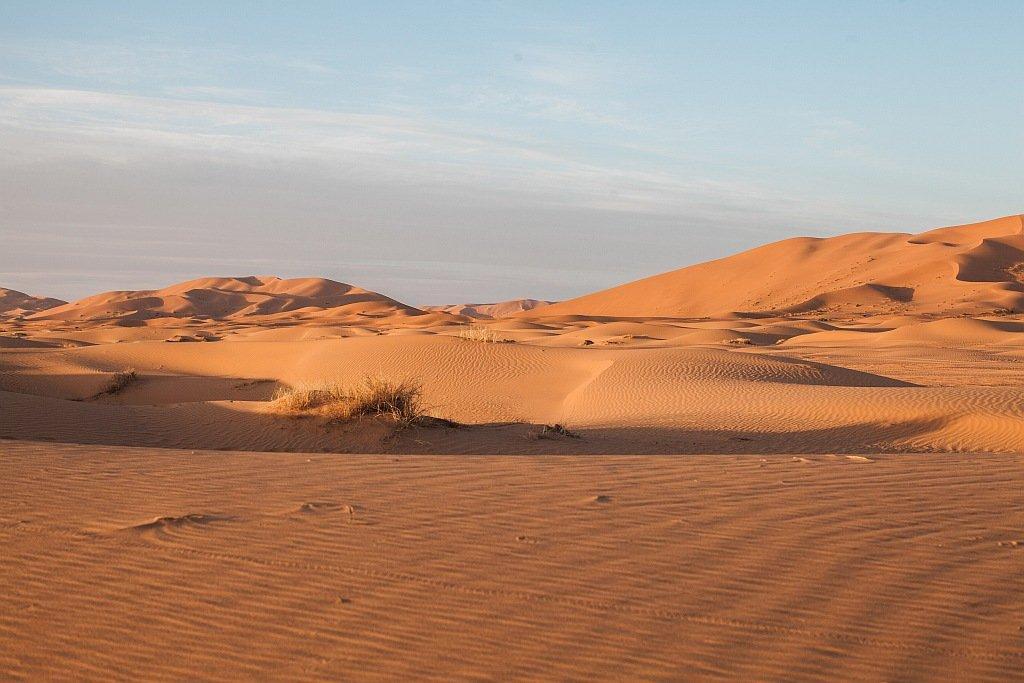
[[1, 1, 1021, 304]]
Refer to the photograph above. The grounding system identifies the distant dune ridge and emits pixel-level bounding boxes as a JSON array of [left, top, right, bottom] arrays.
[[24, 275, 439, 325], [8, 215, 1023, 325], [0, 288, 66, 319], [530, 214, 1024, 319], [423, 299, 554, 319]]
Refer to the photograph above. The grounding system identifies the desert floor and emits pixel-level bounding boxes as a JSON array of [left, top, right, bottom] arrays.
[[2, 442, 1023, 680], [2, 312, 1024, 680]]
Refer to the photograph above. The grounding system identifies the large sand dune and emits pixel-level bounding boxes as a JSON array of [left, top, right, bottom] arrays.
[[532, 214, 1024, 318], [424, 298, 554, 319], [3, 214, 1024, 679], [2, 334, 1023, 455], [27, 275, 449, 326], [0, 287, 65, 319]]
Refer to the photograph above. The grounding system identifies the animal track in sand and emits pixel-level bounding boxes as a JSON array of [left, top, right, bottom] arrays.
[[298, 502, 356, 515], [121, 513, 235, 534]]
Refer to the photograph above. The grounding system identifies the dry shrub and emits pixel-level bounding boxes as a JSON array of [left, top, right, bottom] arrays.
[[273, 376, 425, 426], [534, 423, 581, 440], [272, 383, 347, 412], [458, 325, 497, 343], [101, 368, 138, 396], [343, 376, 424, 424], [458, 326, 512, 343]]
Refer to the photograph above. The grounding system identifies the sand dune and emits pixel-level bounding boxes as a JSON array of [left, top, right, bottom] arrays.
[[3, 333, 1023, 455], [424, 298, 554, 319], [26, 275, 444, 326], [0, 287, 65, 319], [2, 215, 1022, 455], [4, 214, 1024, 680], [530, 214, 1024, 318]]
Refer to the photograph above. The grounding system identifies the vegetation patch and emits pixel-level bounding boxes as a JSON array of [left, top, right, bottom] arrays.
[[534, 423, 581, 440], [458, 326, 513, 343], [272, 376, 428, 427], [93, 368, 138, 397]]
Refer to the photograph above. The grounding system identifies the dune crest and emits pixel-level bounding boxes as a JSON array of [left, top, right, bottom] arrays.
[[529, 214, 1024, 319], [425, 298, 554, 319], [0, 288, 66, 319], [25, 275, 442, 326]]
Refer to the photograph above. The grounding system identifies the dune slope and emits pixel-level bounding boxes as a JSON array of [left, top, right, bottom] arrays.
[[424, 298, 554, 319], [531, 215, 1024, 318], [2, 335, 1023, 454], [0, 288, 65, 319], [26, 275, 434, 325]]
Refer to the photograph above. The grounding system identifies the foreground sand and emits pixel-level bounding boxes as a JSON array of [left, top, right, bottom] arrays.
[[2, 440, 1022, 680]]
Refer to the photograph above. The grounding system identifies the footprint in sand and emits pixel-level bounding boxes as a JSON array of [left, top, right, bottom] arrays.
[[823, 454, 874, 463], [108, 513, 235, 536], [298, 502, 356, 515]]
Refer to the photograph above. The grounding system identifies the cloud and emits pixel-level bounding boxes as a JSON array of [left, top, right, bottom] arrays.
[[0, 85, 778, 217], [0, 85, 918, 303], [0, 39, 335, 86], [510, 44, 616, 90], [452, 84, 641, 131], [161, 85, 273, 101]]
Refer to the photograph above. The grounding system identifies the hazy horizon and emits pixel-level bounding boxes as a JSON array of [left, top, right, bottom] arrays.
[[2, 1, 1022, 304]]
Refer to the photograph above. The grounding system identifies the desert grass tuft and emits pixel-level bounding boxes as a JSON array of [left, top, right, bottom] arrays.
[[457, 326, 514, 343], [272, 376, 426, 426], [100, 368, 138, 396], [458, 325, 498, 343], [533, 423, 581, 440]]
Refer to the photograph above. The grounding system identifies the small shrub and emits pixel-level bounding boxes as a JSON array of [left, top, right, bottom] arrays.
[[344, 375, 425, 425], [534, 423, 581, 440], [273, 376, 426, 426], [103, 369, 138, 395], [458, 326, 512, 343], [272, 383, 346, 412]]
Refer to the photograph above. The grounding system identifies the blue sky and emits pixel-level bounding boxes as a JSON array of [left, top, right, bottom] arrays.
[[1, 1, 1021, 303]]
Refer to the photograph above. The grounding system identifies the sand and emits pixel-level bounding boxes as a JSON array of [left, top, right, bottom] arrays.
[[533, 214, 1024, 318], [3, 442, 1022, 680], [423, 299, 554, 319], [2, 214, 1024, 679]]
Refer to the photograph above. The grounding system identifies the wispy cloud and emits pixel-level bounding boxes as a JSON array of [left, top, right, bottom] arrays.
[[161, 85, 273, 101], [0, 39, 335, 86], [510, 44, 621, 90], [0, 85, 756, 216], [451, 84, 641, 131]]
